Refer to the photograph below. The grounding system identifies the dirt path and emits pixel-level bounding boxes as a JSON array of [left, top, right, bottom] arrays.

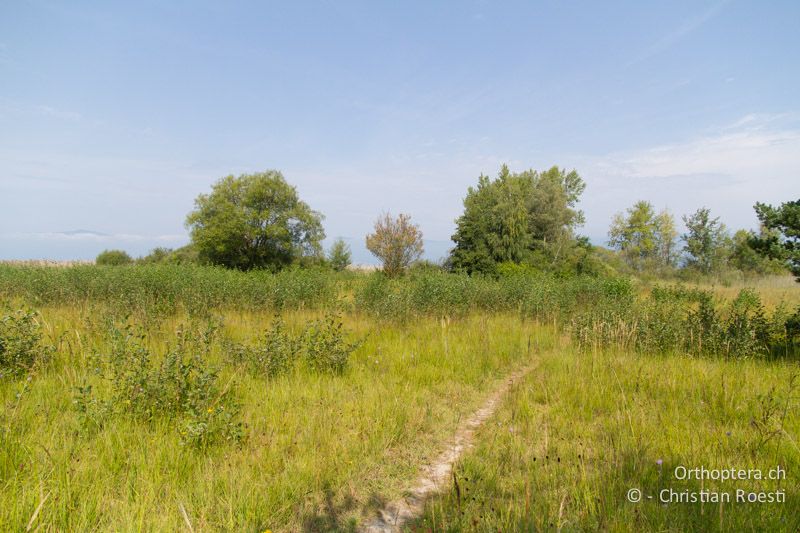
[[360, 361, 538, 532]]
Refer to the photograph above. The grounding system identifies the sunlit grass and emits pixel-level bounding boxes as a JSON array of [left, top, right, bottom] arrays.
[[652, 275, 800, 310], [414, 347, 800, 531], [0, 308, 549, 531]]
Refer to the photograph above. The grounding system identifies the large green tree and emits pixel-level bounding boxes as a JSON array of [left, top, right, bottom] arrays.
[[751, 199, 800, 281], [449, 165, 586, 274], [681, 207, 729, 274], [186, 171, 325, 270]]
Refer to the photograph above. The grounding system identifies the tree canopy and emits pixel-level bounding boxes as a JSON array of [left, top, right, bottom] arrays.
[[366, 213, 424, 277], [328, 238, 352, 272], [607, 201, 676, 271], [681, 207, 730, 274], [185, 171, 325, 270], [751, 199, 800, 281], [95, 249, 133, 266], [449, 165, 586, 275]]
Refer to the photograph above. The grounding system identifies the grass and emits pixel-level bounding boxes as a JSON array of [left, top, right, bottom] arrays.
[[413, 347, 800, 532], [654, 275, 800, 310], [1, 265, 798, 531], [0, 306, 548, 531]]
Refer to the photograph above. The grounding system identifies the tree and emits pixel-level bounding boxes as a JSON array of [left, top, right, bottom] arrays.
[[185, 171, 325, 270], [366, 213, 424, 276], [681, 207, 729, 274], [608, 201, 676, 271], [608, 201, 656, 270], [751, 199, 800, 281], [96, 249, 133, 266], [328, 238, 352, 272], [729, 228, 785, 275], [449, 165, 586, 274], [654, 209, 679, 267], [137, 247, 172, 264]]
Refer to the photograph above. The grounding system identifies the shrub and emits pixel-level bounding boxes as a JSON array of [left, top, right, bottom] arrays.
[[77, 322, 242, 447], [137, 247, 173, 264], [571, 287, 790, 359], [228, 316, 300, 378], [328, 239, 352, 272], [0, 309, 52, 378], [366, 213, 424, 277], [96, 249, 133, 266], [354, 273, 412, 321], [303, 311, 361, 374]]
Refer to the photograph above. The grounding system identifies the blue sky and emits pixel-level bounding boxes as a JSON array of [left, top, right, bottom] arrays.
[[1, 1, 798, 263]]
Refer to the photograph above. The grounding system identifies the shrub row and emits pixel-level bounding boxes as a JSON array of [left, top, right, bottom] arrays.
[[1, 264, 637, 320], [226, 312, 361, 377], [571, 288, 796, 359], [354, 270, 634, 321], [0, 264, 337, 315]]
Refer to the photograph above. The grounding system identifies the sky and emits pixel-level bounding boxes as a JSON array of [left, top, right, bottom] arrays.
[[1, 0, 798, 263]]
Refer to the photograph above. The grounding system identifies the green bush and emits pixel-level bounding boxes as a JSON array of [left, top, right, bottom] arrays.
[[226, 311, 361, 377], [76, 322, 242, 447], [227, 316, 300, 378], [96, 249, 133, 266], [0, 309, 53, 378], [303, 311, 361, 374], [571, 287, 790, 359]]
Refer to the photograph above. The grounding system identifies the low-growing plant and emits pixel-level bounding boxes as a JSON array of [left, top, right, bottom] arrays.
[[0, 309, 53, 378], [76, 322, 243, 447], [227, 315, 300, 378], [303, 311, 362, 374], [749, 371, 798, 453]]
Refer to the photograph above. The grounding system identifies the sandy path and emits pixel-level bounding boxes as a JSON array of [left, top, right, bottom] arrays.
[[360, 361, 538, 532]]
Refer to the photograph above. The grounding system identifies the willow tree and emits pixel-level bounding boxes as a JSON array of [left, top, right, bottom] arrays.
[[186, 171, 325, 270], [366, 213, 424, 277]]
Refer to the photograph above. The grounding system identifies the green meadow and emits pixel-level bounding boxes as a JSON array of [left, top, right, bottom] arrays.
[[1, 265, 798, 531]]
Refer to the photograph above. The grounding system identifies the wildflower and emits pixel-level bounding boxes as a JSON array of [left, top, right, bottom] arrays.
[[656, 459, 663, 466]]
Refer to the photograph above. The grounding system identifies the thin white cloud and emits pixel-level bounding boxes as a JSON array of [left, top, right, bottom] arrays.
[[34, 104, 83, 121], [598, 121, 800, 181], [580, 113, 800, 240], [626, 0, 729, 67], [0, 100, 84, 121]]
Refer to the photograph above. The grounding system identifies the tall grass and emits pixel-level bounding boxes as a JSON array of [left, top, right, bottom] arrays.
[[0, 305, 547, 531], [413, 347, 800, 531], [571, 286, 798, 359], [0, 264, 338, 315], [0, 264, 798, 529]]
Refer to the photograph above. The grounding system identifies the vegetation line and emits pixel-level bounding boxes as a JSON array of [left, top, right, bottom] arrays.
[[360, 360, 540, 532]]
